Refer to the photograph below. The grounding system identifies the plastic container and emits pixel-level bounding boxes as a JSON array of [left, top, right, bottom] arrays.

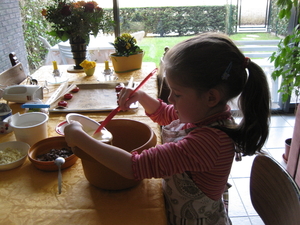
[[22, 101, 50, 115], [7, 112, 49, 146]]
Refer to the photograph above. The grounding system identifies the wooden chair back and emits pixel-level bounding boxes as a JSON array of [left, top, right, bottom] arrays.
[[250, 154, 300, 225], [9, 52, 20, 66], [0, 63, 27, 87]]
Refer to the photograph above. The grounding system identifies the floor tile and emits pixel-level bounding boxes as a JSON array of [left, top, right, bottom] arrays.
[[281, 114, 296, 126], [265, 127, 294, 149], [229, 113, 295, 223], [232, 178, 257, 216], [270, 114, 292, 127], [228, 178, 248, 217], [230, 156, 254, 178], [249, 215, 265, 225], [230, 216, 252, 225]]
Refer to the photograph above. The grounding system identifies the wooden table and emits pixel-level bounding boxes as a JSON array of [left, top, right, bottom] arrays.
[[0, 62, 167, 225]]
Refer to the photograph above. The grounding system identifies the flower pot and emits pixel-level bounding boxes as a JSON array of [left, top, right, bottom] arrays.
[[283, 138, 292, 163], [84, 67, 95, 76], [110, 52, 144, 73]]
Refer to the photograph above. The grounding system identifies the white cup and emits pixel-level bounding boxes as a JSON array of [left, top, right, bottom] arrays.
[[8, 112, 49, 146]]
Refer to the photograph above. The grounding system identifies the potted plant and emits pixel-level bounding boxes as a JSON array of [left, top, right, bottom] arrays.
[[41, 0, 113, 70], [270, 0, 300, 107], [110, 33, 144, 73]]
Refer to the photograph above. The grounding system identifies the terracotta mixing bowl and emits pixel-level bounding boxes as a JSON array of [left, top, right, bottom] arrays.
[[28, 136, 78, 171], [74, 118, 157, 190]]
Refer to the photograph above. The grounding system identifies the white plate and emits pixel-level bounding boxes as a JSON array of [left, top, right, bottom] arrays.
[[55, 121, 68, 135]]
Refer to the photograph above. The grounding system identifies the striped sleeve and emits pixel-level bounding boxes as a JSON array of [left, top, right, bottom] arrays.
[[146, 100, 178, 126], [131, 127, 235, 200]]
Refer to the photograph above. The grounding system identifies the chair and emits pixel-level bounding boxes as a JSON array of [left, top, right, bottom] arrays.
[[250, 154, 300, 225], [157, 46, 170, 103], [58, 43, 75, 64], [58, 43, 91, 65], [9, 52, 20, 66], [131, 31, 145, 44], [38, 36, 51, 50], [7, 53, 37, 85], [0, 63, 27, 87]]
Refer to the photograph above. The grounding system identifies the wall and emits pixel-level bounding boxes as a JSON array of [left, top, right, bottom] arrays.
[[0, 0, 29, 75]]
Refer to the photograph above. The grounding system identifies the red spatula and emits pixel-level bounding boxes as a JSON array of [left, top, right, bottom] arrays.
[[93, 68, 158, 136]]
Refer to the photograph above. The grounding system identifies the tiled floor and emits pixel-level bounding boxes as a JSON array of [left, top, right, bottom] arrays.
[[229, 112, 296, 224]]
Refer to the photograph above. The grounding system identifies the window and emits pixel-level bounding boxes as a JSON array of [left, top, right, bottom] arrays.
[[100, 0, 286, 111]]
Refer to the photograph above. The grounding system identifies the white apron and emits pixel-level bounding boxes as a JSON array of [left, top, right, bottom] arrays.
[[161, 119, 232, 225]]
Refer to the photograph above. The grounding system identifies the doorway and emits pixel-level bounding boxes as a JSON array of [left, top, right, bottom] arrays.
[[237, 0, 271, 32]]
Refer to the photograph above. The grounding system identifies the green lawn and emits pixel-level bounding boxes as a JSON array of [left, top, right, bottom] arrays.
[[229, 32, 281, 41], [139, 35, 195, 66], [140, 33, 282, 66]]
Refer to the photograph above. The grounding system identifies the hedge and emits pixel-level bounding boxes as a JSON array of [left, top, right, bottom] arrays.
[[106, 5, 238, 36]]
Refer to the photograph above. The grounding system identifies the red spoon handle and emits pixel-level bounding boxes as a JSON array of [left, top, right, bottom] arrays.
[[94, 68, 158, 134]]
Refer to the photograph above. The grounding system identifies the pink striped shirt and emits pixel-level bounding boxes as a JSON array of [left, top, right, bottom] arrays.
[[132, 101, 235, 200]]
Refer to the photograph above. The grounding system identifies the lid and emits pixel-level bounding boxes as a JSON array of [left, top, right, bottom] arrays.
[[21, 102, 50, 109]]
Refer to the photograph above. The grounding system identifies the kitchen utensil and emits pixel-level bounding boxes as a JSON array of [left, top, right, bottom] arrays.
[[93, 68, 158, 136], [54, 157, 65, 194], [2, 85, 43, 103]]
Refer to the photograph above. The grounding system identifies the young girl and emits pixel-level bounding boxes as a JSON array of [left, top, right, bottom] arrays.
[[64, 32, 270, 225]]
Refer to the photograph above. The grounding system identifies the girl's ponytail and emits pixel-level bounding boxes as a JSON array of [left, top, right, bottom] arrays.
[[236, 60, 271, 155]]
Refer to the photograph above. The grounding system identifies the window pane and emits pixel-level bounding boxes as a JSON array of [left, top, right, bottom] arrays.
[[99, 0, 284, 111]]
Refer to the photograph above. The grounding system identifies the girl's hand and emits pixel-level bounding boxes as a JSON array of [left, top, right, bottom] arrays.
[[118, 87, 144, 111], [64, 121, 84, 147]]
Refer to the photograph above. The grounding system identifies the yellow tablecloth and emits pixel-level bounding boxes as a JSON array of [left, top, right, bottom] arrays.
[[0, 62, 167, 225]]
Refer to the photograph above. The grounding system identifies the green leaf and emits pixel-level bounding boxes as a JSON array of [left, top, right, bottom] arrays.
[[278, 9, 286, 19], [283, 35, 291, 46]]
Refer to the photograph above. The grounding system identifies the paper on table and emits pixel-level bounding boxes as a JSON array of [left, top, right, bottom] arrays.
[[45, 82, 68, 105], [46, 82, 77, 106]]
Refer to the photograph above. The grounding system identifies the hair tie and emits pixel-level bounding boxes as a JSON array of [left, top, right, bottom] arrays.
[[243, 57, 250, 68]]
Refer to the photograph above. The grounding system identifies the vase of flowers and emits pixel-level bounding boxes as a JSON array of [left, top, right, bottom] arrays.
[[42, 0, 113, 71], [80, 59, 96, 76], [110, 33, 144, 73]]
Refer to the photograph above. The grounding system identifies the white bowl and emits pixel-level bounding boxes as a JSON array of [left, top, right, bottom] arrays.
[[65, 113, 112, 142], [66, 113, 100, 135], [0, 141, 30, 171]]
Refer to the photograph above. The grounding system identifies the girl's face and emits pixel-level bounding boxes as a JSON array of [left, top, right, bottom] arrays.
[[166, 75, 211, 123]]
